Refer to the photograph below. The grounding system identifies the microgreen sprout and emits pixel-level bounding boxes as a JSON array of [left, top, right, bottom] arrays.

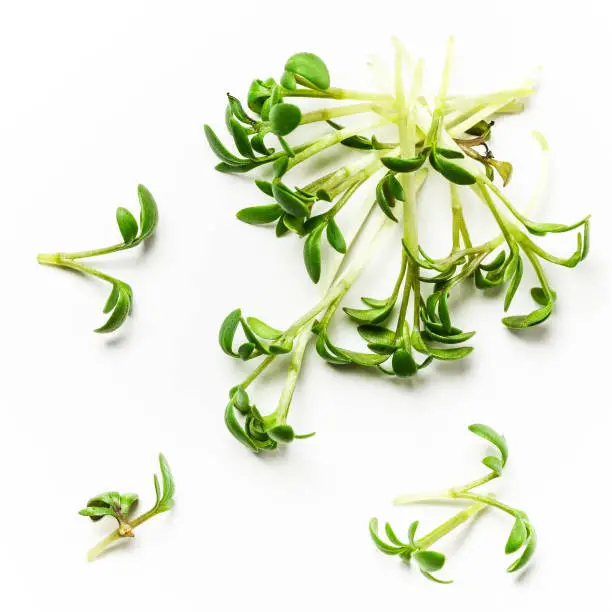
[[37, 184, 159, 333], [207, 42, 589, 453], [79, 453, 175, 562], [371, 424, 535, 583]]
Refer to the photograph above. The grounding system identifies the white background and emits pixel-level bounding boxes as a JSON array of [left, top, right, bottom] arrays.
[[1, 1, 610, 610]]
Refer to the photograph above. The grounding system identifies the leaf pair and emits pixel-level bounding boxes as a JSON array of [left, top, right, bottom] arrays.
[[369, 519, 450, 583], [303, 216, 347, 283], [326, 119, 374, 150], [282, 52, 330, 91], [375, 173, 404, 222], [469, 423, 508, 476], [429, 147, 477, 185], [218, 309, 292, 360]]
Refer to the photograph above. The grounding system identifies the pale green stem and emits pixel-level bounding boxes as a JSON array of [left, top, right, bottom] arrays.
[[300, 103, 375, 125], [415, 501, 487, 550], [86, 507, 159, 562], [37, 256, 119, 286]]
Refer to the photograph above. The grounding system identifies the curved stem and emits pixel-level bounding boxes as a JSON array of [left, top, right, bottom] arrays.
[[299, 103, 375, 125], [37, 256, 120, 286]]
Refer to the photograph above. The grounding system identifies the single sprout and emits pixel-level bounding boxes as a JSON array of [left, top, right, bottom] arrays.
[[371, 424, 535, 583], [205, 42, 589, 453], [79, 453, 175, 561], [37, 184, 159, 333]]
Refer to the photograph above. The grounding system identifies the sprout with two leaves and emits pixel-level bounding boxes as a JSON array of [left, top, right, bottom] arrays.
[[79, 453, 175, 561], [207, 42, 589, 453], [371, 424, 535, 583], [37, 184, 159, 333]]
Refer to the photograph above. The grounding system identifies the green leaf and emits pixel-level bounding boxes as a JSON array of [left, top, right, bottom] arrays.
[[238, 342, 255, 360], [240, 319, 271, 354], [273, 155, 289, 177], [272, 180, 310, 217], [247, 79, 273, 114], [280, 70, 296, 90], [369, 518, 402, 555], [283, 214, 306, 235], [507, 525, 536, 572], [226, 93, 256, 125], [156, 453, 175, 513], [119, 493, 139, 517], [357, 325, 396, 346], [436, 147, 464, 159], [269, 103, 302, 136], [384, 522, 405, 547], [233, 386, 250, 412], [225, 400, 257, 452], [502, 300, 552, 329], [531, 287, 556, 306], [503, 255, 523, 311], [251, 133, 274, 156], [420, 571, 453, 584], [79, 506, 117, 520], [219, 308, 241, 357], [116, 207, 138, 244], [268, 424, 295, 443], [103, 283, 120, 314], [468, 423, 508, 467], [480, 251, 506, 271], [326, 218, 346, 253], [343, 303, 393, 325], [236, 204, 282, 225], [381, 152, 427, 173], [392, 349, 418, 377], [336, 348, 390, 367], [255, 180, 274, 196], [430, 150, 476, 185], [413, 550, 446, 572], [505, 517, 528, 554], [426, 345, 473, 361], [285, 52, 330, 90], [437, 292, 452, 332], [228, 115, 255, 159], [375, 176, 398, 222], [422, 328, 475, 345], [275, 216, 290, 237], [304, 225, 324, 283], [482, 456, 504, 476], [407, 521, 419, 547], [137, 185, 159, 241], [95, 284, 132, 333], [204, 125, 249, 167], [246, 317, 282, 340]]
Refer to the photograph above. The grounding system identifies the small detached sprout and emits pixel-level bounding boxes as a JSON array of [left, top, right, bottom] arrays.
[[79, 453, 175, 562], [207, 41, 589, 454], [371, 424, 535, 583], [37, 184, 159, 333]]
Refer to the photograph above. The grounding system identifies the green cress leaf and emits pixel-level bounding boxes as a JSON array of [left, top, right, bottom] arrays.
[[79, 505, 117, 520], [283, 214, 306, 235], [274, 156, 289, 177], [326, 218, 347, 253], [369, 518, 403, 555], [344, 302, 394, 325], [503, 255, 523, 311], [430, 149, 476, 185], [251, 132, 274, 156], [482, 456, 504, 476], [392, 349, 418, 377], [505, 517, 528, 554], [285, 52, 330, 90], [103, 283, 120, 314], [357, 325, 396, 346], [219, 308, 242, 357], [247, 79, 272, 114], [275, 216, 290, 237], [268, 424, 295, 443], [236, 204, 282, 225], [480, 251, 506, 271], [422, 328, 476, 345], [376, 176, 398, 222], [137, 184, 159, 241], [385, 522, 405, 547], [246, 317, 282, 340], [272, 179, 310, 217], [225, 398, 258, 452], [531, 287, 557, 306], [325, 120, 373, 149], [436, 148, 465, 159], [238, 343, 255, 360], [407, 521, 419, 547], [468, 423, 508, 467], [119, 493, 139, 517], [425, 345, 473, 360], [420, 571, 453, 585], [95, 284, 132, 333], [280, 70, 297, 90], [155, 453, 175, 513], [255, 179, 274, 196], [204, 124, 248, 166], [269, 103, 302, 136], [304, 225, 324, 283], [502, 299, 552, 329], [382, 152, 427, 173], [507, 525, 536, 572], [116, 207, 138, 244], [240, 319, 271, 354], [227, 93, 256, 125], [413, 550, 446, 572], [228, 116, 255, 159]]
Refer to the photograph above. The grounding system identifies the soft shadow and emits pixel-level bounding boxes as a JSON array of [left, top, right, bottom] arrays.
[[514, 562, 536, 585], [506, 325, 551, 344]]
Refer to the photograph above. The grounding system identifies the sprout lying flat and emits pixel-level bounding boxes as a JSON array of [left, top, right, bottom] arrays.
[[207, 42, 589, 453]]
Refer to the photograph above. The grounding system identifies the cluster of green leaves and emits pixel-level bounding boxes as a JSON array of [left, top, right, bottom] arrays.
[[372, 424, 535, 582], [37, 184, 159, 333], [207, 48, 589, 452], [79, 454, 174, 561]]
